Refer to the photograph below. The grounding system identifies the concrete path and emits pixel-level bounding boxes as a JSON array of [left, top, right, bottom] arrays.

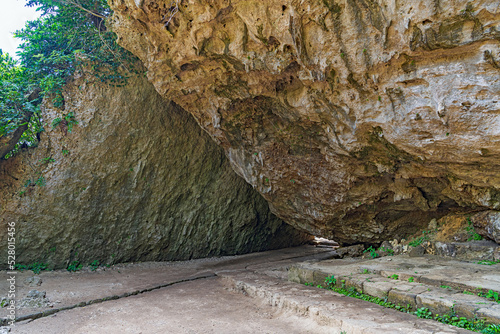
[[0, 246, 480, 333]]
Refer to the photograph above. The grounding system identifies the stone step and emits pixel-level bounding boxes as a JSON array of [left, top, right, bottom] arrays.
[[288, 255, 500, 326], [220, 271, 473, 334]]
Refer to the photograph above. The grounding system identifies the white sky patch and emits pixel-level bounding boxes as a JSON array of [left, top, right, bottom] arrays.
[[0, 0, 40, 58]]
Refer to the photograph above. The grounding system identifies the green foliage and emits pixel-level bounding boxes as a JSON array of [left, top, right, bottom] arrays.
[[89, 260, 100, 271], [0, 52, 42, 158], [39, 156, 55, 163], [408, 276, 415, 283], [67, 260, 82, 272], [52, 112, 78, 133], [477, 260, 500, 265], [378, 246, 394, 255], [1, 0, 140, 158], [479, 290, 500, 303], [409, 231, 431, 247], [14, 262, 48, 274], [414, 307, 433, 319], [440, 285, 452, 289], [324, 275, 337, 287], [35, 176, 46, 186], [51, 117, 62, 128], [482, 325, 500, 334], [466, 218, 483, 241], [323, 284, 411, 312], [363, 246, 378, 259], [388, 274, 399, 280]]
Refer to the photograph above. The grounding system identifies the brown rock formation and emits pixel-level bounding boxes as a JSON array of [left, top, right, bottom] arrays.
[[0, 73, 311, 269], [109, 0, 500, 244]]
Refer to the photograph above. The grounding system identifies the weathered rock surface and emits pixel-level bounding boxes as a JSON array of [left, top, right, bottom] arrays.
[[472, 210, 500, 243], [109, 0, 500, 244], [0, 73, 310, 269]]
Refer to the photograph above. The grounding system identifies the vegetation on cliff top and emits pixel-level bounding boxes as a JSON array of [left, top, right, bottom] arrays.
[[0, 0, 139, 159]]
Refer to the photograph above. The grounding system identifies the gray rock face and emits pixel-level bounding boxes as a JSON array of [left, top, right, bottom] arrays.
[[0, 74, 311, 269], [109, 0, 500, 244], [472, 211, 500, 244]]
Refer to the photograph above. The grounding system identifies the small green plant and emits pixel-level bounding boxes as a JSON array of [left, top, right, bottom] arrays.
[[325, 275, 337, 287], [35, 176, 46, 187], [62, 149, 69, 155], [89, 260, 100, 271], [29, 262, 48, 274], [51, 117, 62, 129], [362, 269, 370, 274], [409, 231, 431, 247], [463, 291, 475, 295], [64, 112, 78, 133], [440, 285, 452, 289], [408, 276, 415, 283], [389, 274, 399, 280], [52, 113, 78, 133], [466, 217, 483, 241], [14, 262, 48, 274], [477, 260, 500, 265], [414, 307, 433, 319], [67, 261, 82, 272], [485, 290, 499, 303], [379, 247, 394, 256], [40, 156, 55, 164], [363, 246, 378, 259], [378, 96, 382, 102]]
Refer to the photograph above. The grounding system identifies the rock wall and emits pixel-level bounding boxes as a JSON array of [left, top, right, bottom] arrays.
[[0, 73, 311, 269], [109, 0, 500, 244]]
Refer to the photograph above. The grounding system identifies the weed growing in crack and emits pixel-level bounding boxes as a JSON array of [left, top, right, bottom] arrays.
[[363, 246, 378, 259]]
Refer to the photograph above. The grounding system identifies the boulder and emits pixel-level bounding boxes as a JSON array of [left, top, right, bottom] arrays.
[[0, 74, 311, 269]]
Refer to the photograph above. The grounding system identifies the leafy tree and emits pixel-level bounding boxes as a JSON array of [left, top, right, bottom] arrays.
[[0, 0, 139, 159], [0, 51, 41, 159]]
